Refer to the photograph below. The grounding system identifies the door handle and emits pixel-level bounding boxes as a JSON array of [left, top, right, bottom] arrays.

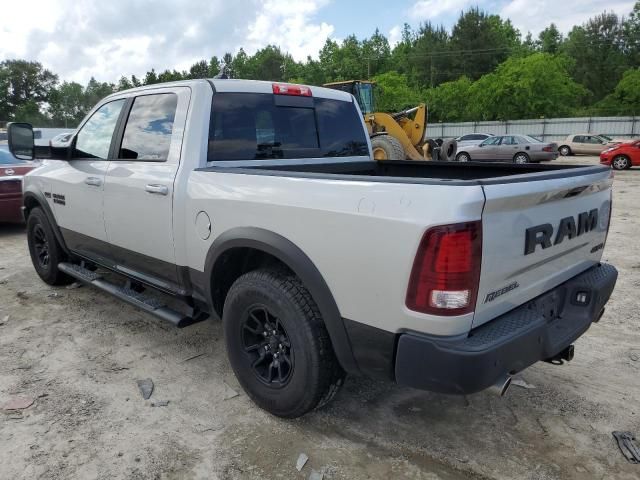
[[84, 176, 102, 187], [145, 184, 169, 196]]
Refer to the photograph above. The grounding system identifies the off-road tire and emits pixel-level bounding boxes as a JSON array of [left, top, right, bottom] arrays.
[[223, 269, 345, 418], [26, 207, 73, 286], [371, 135, 405, 160], [440, 139, 457, 161], [612, 155, 630, 170]]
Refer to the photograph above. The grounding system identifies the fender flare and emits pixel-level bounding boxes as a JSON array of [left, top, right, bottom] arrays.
[[23, 191, 70, 254], [203, 227, 359, 374]]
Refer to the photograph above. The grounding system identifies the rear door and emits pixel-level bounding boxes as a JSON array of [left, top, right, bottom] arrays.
[[498, 136, 518, 161], [102, 87, 190, 288], [474, 168, 613, 327]]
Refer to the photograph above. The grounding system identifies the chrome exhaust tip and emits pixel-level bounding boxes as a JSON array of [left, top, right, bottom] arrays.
[[488, 375, 512, 397]]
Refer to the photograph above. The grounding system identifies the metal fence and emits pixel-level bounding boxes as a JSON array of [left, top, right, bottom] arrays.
[[426, 116, 640, 142]]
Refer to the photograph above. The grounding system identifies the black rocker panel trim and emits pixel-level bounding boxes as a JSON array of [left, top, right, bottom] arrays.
[[58, 227, 190, 297], [199, 226, 359, 374]]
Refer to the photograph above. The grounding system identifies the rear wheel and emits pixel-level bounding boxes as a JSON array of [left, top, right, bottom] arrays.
[[513, 152, 530, 164], [612, 155, 630, 170], [371, 135, 405, 160], [456, 152, 470, 162], [559, 145, 571, 156], [223, 269, 345, 418], [27, 208, 73, 286]]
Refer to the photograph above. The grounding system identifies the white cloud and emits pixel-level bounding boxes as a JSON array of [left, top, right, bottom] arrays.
[[388, 25, 402, 47], [246, 0, 334, 61], [501, 0, 635, 36], [408, 0, 472, 21], [0, 0, 335, 84]]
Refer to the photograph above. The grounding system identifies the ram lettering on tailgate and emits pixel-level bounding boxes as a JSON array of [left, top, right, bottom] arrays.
[[524, 209, 598, 255]]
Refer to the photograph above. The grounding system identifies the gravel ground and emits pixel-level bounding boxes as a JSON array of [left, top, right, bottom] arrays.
[[1, 156, 639, 480]]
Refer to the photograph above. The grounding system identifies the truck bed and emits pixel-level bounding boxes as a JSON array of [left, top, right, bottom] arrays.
[[200, 160, 610, 185]]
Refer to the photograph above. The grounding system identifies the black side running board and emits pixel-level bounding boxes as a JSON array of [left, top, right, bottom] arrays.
[[58, 262, 206, 328]]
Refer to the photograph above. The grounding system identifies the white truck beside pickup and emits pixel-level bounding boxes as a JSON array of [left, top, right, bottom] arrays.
[[7, 79, 617, 418]]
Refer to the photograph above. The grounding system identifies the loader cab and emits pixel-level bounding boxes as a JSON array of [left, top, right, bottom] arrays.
[[323, 80, 375, 115]]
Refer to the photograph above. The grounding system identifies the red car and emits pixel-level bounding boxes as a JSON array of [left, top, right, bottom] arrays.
[[600, 140, 640, 170], [0, 145, 38, 223]]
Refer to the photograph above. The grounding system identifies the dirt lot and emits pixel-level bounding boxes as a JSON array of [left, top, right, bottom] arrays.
[[1, 156, 639, 480]]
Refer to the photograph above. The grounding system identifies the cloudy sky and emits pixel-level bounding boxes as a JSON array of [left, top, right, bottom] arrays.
[[0, 0, 634, 84]]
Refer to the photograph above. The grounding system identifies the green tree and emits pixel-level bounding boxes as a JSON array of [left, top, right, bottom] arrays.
[[424, 77, 474, 122], [594, 68, 640, 115], [624, 2, 640, 67], [0, 60, 58, 121], [564, 12, 627, 102], [372, 71, 425, 112], [49, 81, 86, 126], [538, 24, 563, 53], [449, 8, 520, 81], [469, 53, 587, 120], [187, 60, 209, 79]]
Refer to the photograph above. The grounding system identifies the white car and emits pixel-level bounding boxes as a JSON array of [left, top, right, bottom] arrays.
[[8, 79, 618, 418], [455, 133, 495, 147]]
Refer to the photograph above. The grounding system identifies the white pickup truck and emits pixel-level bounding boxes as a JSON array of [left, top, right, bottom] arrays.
[[8, 79, 618, 418]]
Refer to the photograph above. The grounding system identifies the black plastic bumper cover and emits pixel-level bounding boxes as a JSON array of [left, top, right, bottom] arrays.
[[395, 263, 618, 394]]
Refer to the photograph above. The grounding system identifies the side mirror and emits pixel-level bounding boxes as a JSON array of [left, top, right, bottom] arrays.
[[7, 122, 35, 160]]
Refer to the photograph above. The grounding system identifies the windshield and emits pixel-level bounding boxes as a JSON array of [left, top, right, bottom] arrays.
[[599, 134, 612, 141], [354, 83, 375, 114], [522, 135, 543, 143]]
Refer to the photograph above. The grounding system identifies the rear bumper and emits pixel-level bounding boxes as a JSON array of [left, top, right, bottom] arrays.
[[393, 263, 617, 394]]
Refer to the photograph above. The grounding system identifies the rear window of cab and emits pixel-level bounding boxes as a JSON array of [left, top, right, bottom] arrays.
[[207, 93, 369, 161]]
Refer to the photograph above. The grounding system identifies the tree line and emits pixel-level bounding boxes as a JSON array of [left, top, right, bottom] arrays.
[[1, 3, 639, 127]]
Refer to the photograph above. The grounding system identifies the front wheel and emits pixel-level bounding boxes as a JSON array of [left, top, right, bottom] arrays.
[[513, 152, 530, 164], [612, 155, 630, 170], [223, 269, 345, 418], [26, 208, 73, 285]]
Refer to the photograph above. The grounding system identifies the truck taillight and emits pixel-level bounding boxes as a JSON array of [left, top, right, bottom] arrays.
[[406, 221, 482, 316], [272, 83, 312, 97]]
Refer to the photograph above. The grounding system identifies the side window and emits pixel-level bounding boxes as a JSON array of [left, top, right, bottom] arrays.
[[501, 136, 516, 145], [482, 136, 501, 146], [74, 99, 126, 159], [119, 93, 178, 161], [573, 135, 584, 143]]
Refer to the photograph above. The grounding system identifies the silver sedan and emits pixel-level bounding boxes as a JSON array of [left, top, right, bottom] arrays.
[[455, 135, 558, 163]]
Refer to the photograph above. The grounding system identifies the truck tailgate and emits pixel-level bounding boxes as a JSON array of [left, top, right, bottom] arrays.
[[474, 169, 613, 327]]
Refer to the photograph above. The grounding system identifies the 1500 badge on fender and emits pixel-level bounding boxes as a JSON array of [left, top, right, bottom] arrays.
[[524, 209, 599, 255]]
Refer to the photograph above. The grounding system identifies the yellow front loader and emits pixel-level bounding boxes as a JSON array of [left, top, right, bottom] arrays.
[[323, 80, 432, 161]]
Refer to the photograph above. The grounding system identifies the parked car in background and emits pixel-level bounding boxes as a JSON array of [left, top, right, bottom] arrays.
[[49, 132, 74, 148], [455, 135, 558, 163], [455, 133, 494, 147], [0, 145, 38, 223], [600, 140, 640, 170], [558, 134, 619, 156]]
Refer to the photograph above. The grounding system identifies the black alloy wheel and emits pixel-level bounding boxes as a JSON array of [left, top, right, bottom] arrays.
[[241, 305, 294, 387]]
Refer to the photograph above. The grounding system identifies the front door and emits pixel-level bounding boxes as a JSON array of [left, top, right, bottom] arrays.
[[52, 99, 126, 261], [475, 136, 502, 160], [103, 88, 189, 289]]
